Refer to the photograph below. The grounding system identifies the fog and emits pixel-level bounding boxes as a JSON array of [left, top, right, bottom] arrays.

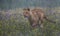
[[0, 0, 60, 10]]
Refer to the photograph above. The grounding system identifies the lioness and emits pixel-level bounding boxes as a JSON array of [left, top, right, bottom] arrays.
[[23, 8, 56, 28], [23, 8, 39, 27]]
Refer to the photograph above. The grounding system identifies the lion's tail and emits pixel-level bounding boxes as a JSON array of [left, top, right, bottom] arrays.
[[44, 16, 56, 23]]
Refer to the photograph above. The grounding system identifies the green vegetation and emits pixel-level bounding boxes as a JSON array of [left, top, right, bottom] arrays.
[[0, 11, 60, 36]]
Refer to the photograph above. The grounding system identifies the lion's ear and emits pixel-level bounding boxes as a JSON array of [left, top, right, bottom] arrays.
[[27, 8, 30, 11]]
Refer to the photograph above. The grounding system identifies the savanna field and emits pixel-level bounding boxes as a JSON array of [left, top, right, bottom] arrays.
[[0, 0, 60, 36], [0, 7, 60, 36]]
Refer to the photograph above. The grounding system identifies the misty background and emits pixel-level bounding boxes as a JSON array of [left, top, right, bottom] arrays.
[[0, 0, 60, 10]]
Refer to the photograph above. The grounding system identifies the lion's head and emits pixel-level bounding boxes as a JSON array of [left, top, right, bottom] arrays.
[[23, 8, 30, 18]]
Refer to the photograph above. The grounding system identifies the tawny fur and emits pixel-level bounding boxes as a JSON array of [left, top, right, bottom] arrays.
[[23, 8, 56, 27]]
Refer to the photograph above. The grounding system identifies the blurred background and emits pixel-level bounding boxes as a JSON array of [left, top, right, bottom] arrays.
[[0, 0, 60, 36]]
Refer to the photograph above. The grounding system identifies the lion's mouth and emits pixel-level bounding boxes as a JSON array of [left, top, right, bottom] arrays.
[[24, 15, 29, 18]]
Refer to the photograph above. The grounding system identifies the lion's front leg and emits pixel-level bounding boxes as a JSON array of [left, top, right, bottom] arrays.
[[31, 20, 38, 27]]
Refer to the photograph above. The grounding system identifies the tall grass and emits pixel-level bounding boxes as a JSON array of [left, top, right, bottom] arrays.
[[0, 10, 60, 36]]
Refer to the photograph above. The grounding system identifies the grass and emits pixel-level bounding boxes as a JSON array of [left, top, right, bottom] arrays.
[[0, 8, 60, 36]]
